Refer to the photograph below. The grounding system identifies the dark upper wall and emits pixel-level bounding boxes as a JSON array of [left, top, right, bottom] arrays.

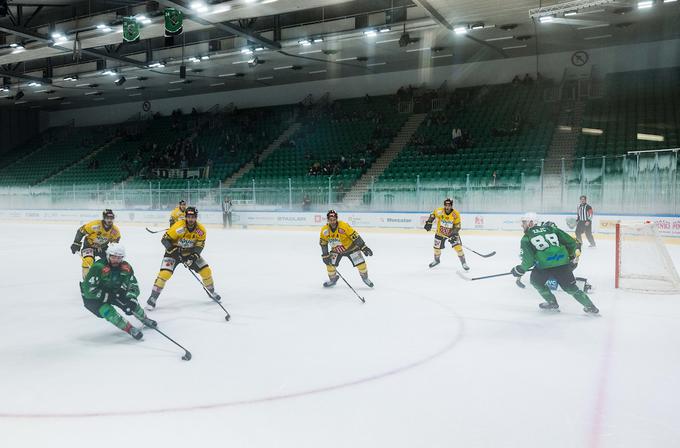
[[0, 109, 42, 154]]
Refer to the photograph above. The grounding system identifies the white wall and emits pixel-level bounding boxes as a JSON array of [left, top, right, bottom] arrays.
[[48, 38, 680, 128]]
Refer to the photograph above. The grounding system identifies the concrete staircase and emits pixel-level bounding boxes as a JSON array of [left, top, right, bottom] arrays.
[[342, 113, 427, 206], [222, 121, 302, 188], [543, 98, 586, 176]]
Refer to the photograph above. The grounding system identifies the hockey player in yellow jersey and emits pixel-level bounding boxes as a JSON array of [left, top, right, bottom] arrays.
[[147, 206, 220, 308], [320, 210, 374, 288], [424, 198, 469, 270], [169, 199, 187, 227], [70, 209, 122, 279]]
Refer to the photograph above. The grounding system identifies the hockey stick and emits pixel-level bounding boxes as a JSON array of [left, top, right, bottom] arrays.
[[151, 326, 192, 361], [336, 269, 366, 304], [462, 245, 496, 258], [146, 227, 168, 234], [457, 271, 513, 281], [184, 264, 231, 321]]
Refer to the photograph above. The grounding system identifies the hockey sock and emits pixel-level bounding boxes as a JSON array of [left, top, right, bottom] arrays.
[[531, 281, 558, 304], [198, 266, 214, 290], [563, 285, 595, 308], [152, 270, 173, 295], [131, 301, 148, 321], [434, 248, 442, 259], [99, 303, 130, 331], [326, 264, 338, 279], [357, 262, 368, 278], [453, 245, 464, 257], [81, 256, 95, 280]]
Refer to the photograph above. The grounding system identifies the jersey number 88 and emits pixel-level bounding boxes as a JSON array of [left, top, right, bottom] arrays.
[[530, 233, 559, 251]]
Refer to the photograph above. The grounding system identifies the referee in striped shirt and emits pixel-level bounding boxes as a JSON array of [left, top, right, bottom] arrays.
[[576, 195, 596, 247]]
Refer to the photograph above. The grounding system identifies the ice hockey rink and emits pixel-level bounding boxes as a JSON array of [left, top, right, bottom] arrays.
[[2, 222, 680, 448]]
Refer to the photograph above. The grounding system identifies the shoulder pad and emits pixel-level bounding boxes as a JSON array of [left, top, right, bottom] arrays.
[[120, 262, 132, 273]]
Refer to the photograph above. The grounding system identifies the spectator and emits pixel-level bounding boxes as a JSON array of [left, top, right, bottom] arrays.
[[302, 194, 311, 211]]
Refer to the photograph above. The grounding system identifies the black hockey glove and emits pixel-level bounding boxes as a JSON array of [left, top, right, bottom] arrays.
[[361, 246, 373, 256], [511, 265, 526, 278], [424, 221, 433, 231], [70, 241, 82, 254], [322, 254, 333, 265], [448, 234, 461, 246], [182, 252, 200, 266]]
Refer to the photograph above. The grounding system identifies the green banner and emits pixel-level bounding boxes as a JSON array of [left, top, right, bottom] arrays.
[[164, 8, 183, 36], [122, 17, 140, 43]]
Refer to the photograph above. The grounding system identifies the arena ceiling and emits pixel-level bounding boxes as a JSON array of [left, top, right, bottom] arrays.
[[0, 0, 678, 110]]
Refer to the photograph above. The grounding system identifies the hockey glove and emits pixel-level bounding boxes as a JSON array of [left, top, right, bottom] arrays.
[[570, 249, 581, 270], [424, 221, 433, 232], [511, 265, 526, 278], [322, 254, 333, 265], [165, 246, 178, 257], [448, 234, 461, 247], [70, 241, 82, 254], [361, 246, 373, 256], [182, 252, 200, 267]]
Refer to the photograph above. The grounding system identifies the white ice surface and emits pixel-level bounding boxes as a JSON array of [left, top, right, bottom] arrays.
[[1, 223, 680, 448]]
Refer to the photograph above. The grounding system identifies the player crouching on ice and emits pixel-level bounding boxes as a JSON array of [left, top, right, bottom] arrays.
[[147, 206, 220, 308], [510, 212, 599, 314], [320, 210, 374, 288], [424, 198, 469, 270], [81, 243, 156, 340]]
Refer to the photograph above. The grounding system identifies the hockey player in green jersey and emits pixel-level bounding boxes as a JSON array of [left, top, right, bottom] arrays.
[[510, 213, 599, 314], [81, 243, 157, 339]]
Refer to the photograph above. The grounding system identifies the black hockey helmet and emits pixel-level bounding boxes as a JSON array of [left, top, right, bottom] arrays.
[[179, 199, 186, 205], [185, 206, 198, 218], [327, 209, 338, 220], [102, 209, 115, 220], [443, 198, 453, 206]]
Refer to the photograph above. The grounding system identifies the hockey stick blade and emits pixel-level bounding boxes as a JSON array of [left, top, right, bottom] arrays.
[[152, 327, 192, 361], [145, 227, 168, 234], [184, 264, 231, 320], [336, 270, 366, 303], [463, 245, 496, 258], [458, 271, 515, 281], [456, 270, 472, 281]]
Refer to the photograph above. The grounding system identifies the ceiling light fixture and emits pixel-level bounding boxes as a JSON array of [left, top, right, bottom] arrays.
[[637, 0, 653, 8], [454, 26, 467, 34], [219, 73, 236, 77], [114, 76, 126, 86], [96, 24, 112, 32], [51, 32, 67, 43], [529, 0, 615, 19], [28, 82, 41, 87], [136, 15, 152, 24], [298, 39, 312, 46], [63, 75, 79, 81], [190, 1, 209, 12], [583, 34, 612, 39], [539, 15, 555, 23], [378, 26, 391, 33], [363, 30, 377, 37]]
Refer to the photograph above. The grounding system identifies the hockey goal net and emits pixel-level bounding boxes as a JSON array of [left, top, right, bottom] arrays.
[[615, 222, 680, 293]]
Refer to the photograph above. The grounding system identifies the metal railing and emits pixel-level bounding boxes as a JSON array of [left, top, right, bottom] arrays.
[[0, 152, 677, 215]]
